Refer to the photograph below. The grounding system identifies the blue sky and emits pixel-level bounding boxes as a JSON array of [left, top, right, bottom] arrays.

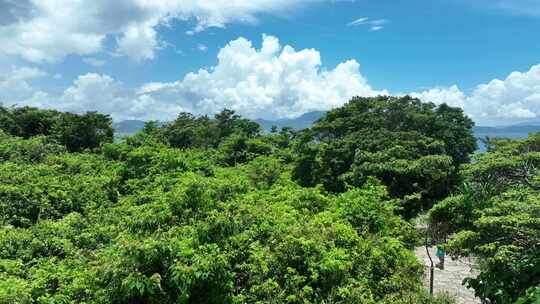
[[1, 0, 540, 125]]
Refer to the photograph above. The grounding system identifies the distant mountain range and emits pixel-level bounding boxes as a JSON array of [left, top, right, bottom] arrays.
[[256, 112, 540, 145], [113, 111, 540, 152], [112, 111, 328, 135], [255, 111, 326, 131], [514, 118, 540, 126], [474, 125, 540, 138]]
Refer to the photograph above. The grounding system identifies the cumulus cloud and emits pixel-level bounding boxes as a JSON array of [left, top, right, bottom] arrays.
[[60, 74, 129, 114], [3, 35, 540, 125], [34, 35, 383, 121], [411, 85, 466, 109], [58, 73, 184, 121], [0, 66, 50, 107], [0, 1, 105, 62], [116, 22, 159, 62], [132, 35, 386, 119], [412, 64, 540, 124], [0, 0, 318, 63]]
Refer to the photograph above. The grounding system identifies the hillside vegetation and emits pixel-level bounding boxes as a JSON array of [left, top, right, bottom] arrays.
[[0, 96, 538, 303], [429, 134, 540, 303]]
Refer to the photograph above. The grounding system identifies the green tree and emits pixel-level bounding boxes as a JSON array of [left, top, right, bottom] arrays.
[[0, 106, 114, 152], [51, 111, 114, 152], [0, 108, 448, 304], [293, 96, 475, 217], [218, 133, 273, 166], [0, 106, 60, 138], [159, 109, 261, 150], [430, 133, 540, 303]]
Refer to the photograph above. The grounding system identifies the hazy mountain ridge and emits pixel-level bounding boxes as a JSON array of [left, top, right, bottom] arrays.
[[255, 111, 326, 131], [112, 111, 327, 135]]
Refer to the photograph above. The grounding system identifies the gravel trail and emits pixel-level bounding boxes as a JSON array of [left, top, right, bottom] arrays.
[[415, 246, 482, 304]]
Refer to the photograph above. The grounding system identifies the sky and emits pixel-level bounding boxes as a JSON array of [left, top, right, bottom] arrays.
[[0, 0, 540, 125]]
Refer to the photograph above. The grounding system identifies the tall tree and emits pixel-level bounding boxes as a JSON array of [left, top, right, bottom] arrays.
[[52, 111, 114, 152], [0, 106, 60, 138], [293, 96, 476, 217], [160, 109, 261, 149]]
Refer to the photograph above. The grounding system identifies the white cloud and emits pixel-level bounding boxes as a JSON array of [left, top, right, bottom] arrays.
[[347, 17, 388, 31], [83, 57, 106, 67], [31, 34, 383, 121], [116, 22, 159, 62], [411, 85, 466, 109], [0, 66, 50, 107], [0, 0, 321, 63], [347, 17, 369, 26], [59, 74, 186, 121], [412, 64, 540, 124], [133, 34, 386, 120], [175, 0, 310, 33], [3, 35, 540, 126], [10, 66, 48, 80], [0, 1, 105, 62], [59, 74, 132, 116], [197, 44, 209, 52]]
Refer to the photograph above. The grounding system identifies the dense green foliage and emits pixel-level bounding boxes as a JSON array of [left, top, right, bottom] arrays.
[[293, 96, 476, 218], [0, 104, 464, 303], [152, 110, 261, 149], [429, 133, 540, 303], [0, 106, 114, 152]]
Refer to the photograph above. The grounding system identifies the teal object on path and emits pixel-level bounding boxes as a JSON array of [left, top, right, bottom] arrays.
[[436, 247, 445, 258]]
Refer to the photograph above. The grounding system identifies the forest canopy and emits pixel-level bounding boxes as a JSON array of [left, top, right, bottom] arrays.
[[292, 96, 477, 218], [0, 97, 537, 304], [0, 106, 113, 152]]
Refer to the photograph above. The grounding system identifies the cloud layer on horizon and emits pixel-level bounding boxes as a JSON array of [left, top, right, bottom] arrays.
[[1, 35, 385, 121], [411, 64, 540, 124], [2, 34, 540, 125]]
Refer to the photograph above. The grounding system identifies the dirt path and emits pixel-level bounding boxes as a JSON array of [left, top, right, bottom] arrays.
[[415, 246, 481, 303]]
